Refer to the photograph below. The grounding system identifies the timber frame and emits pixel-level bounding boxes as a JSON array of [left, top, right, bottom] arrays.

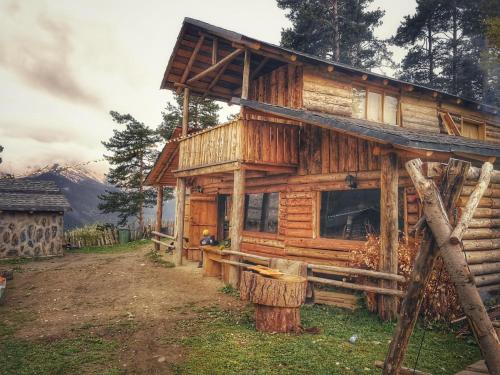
[[146, 17, 500, 321]]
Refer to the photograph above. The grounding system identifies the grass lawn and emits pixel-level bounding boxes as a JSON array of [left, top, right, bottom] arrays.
[[0, 313, 122, 375], [67, 239, 151, 254], [172, 301, 480, 375]]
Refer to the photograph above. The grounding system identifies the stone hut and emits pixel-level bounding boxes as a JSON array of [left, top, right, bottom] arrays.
[[0, 179, 70, 259]]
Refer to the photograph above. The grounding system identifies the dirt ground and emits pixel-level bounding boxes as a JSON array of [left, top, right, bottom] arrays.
[[0, 243, 244, 374]]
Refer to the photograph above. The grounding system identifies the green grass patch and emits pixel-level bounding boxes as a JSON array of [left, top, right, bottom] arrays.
[[173, 305, 480, 375], [0, 316, 120, 375], [145, 250, 175, 268], [68, 239, 150, 255], [219, 284, 240, 298]]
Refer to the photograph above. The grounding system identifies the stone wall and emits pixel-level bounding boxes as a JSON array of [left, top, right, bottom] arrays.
[[0, 212, 64, 258]]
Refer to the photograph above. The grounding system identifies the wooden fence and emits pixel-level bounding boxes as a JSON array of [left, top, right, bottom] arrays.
[[65, 220, 175, 249]]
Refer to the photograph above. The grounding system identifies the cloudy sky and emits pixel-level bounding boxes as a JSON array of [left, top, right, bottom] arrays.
[[0, 0, 416, 177]]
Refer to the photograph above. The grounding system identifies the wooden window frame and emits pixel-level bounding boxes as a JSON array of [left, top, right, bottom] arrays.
[[461, 116, 486, 140], [243, 191, 280, 234], [352, 85, 400, 126]]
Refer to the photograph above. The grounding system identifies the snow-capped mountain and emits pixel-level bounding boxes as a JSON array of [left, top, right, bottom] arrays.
[[21, 164, 118, 229]]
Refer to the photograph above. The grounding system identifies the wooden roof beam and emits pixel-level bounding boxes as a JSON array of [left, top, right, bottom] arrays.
[[203, 61, 231, 99], [177, 35, 206, 94], [187, 48, 244, 85], [250, 57, 269, 80]]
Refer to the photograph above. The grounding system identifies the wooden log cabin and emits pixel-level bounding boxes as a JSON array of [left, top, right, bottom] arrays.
[[145, 18, 500, 318]]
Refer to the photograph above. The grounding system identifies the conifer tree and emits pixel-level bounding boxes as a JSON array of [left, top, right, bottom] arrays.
[[99, 111, 162, 227], [157, 92, 221, 140], [277, 0, 393, 70], [0, 145, 3, 165]]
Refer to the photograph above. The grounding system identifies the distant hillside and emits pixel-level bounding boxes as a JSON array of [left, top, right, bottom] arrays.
[[22, 164, 118, 229], [17, 164, 176, 229]]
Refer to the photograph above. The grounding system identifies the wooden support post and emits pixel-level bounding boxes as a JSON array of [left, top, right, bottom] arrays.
[[379, 152, 399, 320], [155, 185, 164, 251], [241, 49, 251, 100], [450, 162, 493, 244], [182, 87, 190, 136], [212, 38, 218, 65], [383, 159, 470, 374], [174, 178, 186, 266], [406, 159, 500, 375], [228, 168, 245, 287]]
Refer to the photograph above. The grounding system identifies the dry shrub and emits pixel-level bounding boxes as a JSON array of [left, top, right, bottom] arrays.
[[352, 234, 461, 322]]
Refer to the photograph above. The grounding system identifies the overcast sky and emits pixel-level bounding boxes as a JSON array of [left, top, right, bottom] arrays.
[[0, 0, 416, 177]]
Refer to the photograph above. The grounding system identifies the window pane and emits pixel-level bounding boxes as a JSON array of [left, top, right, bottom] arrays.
[[352, 87, 366, 119], [384, 95, 398, 125], [367, 91, 382, 122], [462, 120, 483, 140], [320, 189, 381, 240], [244, 192, 279, 233]]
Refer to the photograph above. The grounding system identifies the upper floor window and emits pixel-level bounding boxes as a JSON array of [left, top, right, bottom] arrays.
[[461, 118, 485, 140], [352, 87, 398, 126], [244, 192, 279, 233]]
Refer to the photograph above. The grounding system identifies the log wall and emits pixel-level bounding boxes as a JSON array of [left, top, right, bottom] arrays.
[[460, 179, 500, 295], [400, 95, 439, 133]]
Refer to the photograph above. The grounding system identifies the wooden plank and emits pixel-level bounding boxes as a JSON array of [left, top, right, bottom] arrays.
[[187, 48, 243, 85]]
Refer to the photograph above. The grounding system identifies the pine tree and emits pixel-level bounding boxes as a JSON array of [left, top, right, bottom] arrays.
[[393, 0, 447, 88], [277, 0, 393, 70], [157, 92, 221, 140], [394, 0, 497, 103], [0, 145, 3, 164], [99, 111, 163, 227]]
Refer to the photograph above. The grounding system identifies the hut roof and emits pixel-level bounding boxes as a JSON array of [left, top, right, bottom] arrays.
[[0, 179, 71, 212]]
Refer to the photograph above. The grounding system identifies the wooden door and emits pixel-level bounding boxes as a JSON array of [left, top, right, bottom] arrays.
[[187, 194, 217, 261]]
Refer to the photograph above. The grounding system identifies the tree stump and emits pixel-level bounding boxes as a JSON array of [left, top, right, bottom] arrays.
[[240, 270, 307, 333]]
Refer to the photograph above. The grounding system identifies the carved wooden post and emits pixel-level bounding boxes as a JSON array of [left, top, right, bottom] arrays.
[[155, 185, 164, 251], [384, 158, 470, 374], [174, 88, 190, 266], [406, 159, 500, 374], [379, 152, 399, 320], [228, 168, 245, 287]]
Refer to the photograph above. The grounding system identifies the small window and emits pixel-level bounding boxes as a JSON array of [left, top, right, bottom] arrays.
[[352, 87, 398, 125], [320, 189, 380, 240], [244, 192, 279, 233], [461, 120, 485, 140], [384, 95, 398, 125], [352, 87, 366, 119], [367, 91, 382, 122]]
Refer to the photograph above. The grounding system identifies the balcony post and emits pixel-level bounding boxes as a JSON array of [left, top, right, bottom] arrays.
[[154, 185, 164, 251], [228, 168, 245, 287], [174, 87, 190, 266]]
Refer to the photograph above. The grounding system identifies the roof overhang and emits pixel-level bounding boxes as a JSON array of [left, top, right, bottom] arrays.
[[236, 99, 500, 160], [161, 17, 499, 115]]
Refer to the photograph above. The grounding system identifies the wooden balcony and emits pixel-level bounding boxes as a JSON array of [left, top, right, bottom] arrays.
[[175, 119, 300, 177]]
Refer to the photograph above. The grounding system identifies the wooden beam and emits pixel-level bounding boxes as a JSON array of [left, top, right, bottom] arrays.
[[178, 35, 205, 90], [450, 162, 494, 244], [379, 152, 399, 320], [383, 158, 470, 375], [308, 276, 404, 297], [229, 168, 245, 287], [241, 49, 251, 100], [174, 161, 240, 178], [406, 159, 500, 374], [212, 37, 218, 65], [250, 57, 269, 80], [202, 61, 230, 99], [154, 186, 164, 251], [174, 177, 186, 266], [307, 264, 405, 283], [182, 88, 190, 136], [439, 112, 461, 136], [187, 48, 243, 85]]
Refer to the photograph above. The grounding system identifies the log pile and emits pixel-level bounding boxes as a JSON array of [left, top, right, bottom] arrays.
[[240, 270, 307, 333]]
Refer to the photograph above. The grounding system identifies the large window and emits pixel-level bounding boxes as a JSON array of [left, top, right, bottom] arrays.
[[352, 87, 398, 126], [320, 189, 381, 240], [244, 192, 279, 233]]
